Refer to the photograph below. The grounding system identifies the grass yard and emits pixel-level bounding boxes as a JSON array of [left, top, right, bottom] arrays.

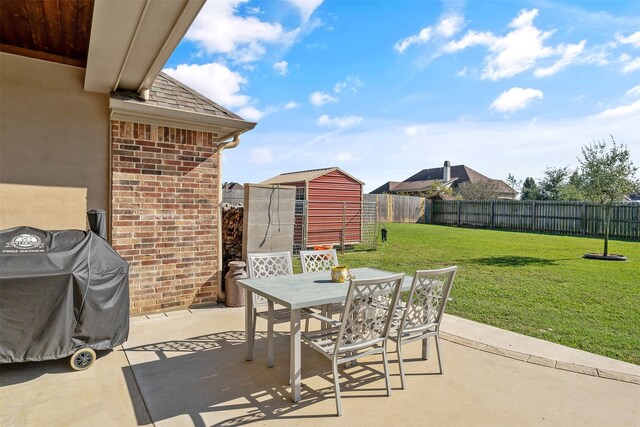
[[338, 224, 640, 365]]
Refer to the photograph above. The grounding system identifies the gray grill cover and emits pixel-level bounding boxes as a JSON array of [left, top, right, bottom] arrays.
[[0, 226, 129, 363]]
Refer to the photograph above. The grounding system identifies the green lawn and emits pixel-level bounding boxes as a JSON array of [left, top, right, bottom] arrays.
[[337, 224, 640, 365]]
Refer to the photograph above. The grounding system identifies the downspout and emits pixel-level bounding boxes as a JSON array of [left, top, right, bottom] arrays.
[[215, 134, 241, 302]]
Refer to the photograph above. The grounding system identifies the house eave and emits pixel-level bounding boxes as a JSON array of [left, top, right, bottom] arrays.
[[85, 0, 205, 94], [109, 98, 257, 142]]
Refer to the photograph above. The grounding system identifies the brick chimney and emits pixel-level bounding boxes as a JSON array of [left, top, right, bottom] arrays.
[[443, 160, 451, 181]]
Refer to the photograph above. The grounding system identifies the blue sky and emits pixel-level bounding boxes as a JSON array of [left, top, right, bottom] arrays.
[[165, 0, 640, 192]]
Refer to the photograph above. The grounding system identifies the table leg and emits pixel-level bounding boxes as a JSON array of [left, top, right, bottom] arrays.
[[290, 308, 301, 402], [321, 304, 330, 329], [245, 290, 254, 361], [267, 300, 275, 367]]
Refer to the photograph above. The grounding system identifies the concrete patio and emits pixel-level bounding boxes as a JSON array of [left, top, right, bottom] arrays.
[[2, 306, 639, 426]]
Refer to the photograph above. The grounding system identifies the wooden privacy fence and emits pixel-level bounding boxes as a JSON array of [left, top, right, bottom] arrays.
[[364, 193, 426, 223], [431, 200, 640, 240]]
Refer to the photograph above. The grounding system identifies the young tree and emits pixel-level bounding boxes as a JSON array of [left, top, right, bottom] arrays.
[[423, 180, 455, 200], [538, 167, 582, 200], [506, 173, 522, 196], [538, 167, 570, 200], [577, 136, 638, 256], [521, 177, 540, 200], [455, 180, 502, 200]]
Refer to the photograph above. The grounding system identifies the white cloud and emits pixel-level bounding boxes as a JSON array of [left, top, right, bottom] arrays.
[[619, 53, 632, 62], [309, 91, 337, 106], [163, 62, 250, 108], [534, 41, 586, 77], [238, 106, 268, 121], [616, 31, 640, 48], [595, 100, 640, 119], [317, 114, 363, 128], [284, 101, 300, 110], [286, 0, 323, 22], [405, 125, 430, 136], [249, 147, 274, 164], [627, 86, 640, 98], [436, 15, 464, 37], [334, 76, 364, 93], [273, 60, 289, 76], [335, 152, 362, 163], [490, 87, 544, 114], [456, 67, 469, 77], [444, 9, 557, 80], [622, 57, 640, 73], [394, 13, 464, 54], [443, 8, 594, 80], [245, 6, 262, 15], [394, 28, 432, 53], [185, 0, 300, 63]]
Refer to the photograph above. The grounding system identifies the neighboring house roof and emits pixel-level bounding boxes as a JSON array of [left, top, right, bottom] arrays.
[[261, 167, 365, 185], [222, 182, 244, 190], [147, 72, 244, 120], [404, 164, 486, 185], [370, 162, 516, 196], [388, 179, 457, 193]]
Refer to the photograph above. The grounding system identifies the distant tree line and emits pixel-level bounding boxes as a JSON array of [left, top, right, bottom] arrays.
[[509, 167, 584, 201], [509, 136, 638, 204]]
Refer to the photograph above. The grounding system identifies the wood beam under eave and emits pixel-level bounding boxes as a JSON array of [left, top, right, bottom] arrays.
[[0, 44, 86, 68]]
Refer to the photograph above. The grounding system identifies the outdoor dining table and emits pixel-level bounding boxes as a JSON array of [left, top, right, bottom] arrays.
[[236, 267, 412, 402]]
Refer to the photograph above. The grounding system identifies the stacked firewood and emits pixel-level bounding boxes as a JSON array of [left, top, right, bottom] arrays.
[[221, 204, 243, 279]]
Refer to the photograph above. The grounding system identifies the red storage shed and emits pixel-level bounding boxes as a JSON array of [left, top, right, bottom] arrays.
[[261, 167, 364, 249]]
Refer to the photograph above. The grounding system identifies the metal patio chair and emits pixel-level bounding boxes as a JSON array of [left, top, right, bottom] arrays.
[[299, 249, 344, 318], [390, 266, 457, 389], [302, 273, 405, 416], [247, 251, 315, 367], [299, 249, 339, 274]]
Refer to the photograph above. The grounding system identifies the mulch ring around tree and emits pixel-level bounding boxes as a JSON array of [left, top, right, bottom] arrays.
[[583, 253, 628, 261]]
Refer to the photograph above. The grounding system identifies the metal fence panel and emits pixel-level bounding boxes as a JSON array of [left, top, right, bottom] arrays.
[[294, 199, 377, 253], [222, 189, 244, 205]]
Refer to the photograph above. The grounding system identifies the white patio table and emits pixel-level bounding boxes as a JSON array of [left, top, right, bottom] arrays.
[[236, 267, 412, 402]]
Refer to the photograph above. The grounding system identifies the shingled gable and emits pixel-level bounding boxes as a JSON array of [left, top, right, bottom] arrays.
[[147, 72, 244, 120], [261, 167, 365, 185], [109, 72, 256, 142]]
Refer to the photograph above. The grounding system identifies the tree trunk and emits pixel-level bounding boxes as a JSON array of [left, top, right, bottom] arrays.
[[603, 207, 610, 257]]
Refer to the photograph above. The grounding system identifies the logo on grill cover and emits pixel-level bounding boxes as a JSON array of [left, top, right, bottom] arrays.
[[4, 234, 45, 253]]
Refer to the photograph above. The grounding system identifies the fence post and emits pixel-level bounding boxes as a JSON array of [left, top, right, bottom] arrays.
[[490, 201, 495, 229], [531, 201, 536, 232], [457, 201, 461, 226], [581, 202, 587, 235]]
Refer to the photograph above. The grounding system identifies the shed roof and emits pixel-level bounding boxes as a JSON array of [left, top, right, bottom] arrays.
[[261, 167, 364, 185]]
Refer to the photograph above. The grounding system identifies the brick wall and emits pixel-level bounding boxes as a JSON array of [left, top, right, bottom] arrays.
[[111, 120, 220, 315]]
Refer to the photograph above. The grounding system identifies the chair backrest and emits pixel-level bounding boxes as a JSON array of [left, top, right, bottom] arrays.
[[335, 273, 405, 357], [299, 249, 339, 273], [246, 252, 293, 306], [399, 266, 457, 336]]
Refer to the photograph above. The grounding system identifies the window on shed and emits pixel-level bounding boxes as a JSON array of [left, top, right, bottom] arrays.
[[296, 187, 306, 200]]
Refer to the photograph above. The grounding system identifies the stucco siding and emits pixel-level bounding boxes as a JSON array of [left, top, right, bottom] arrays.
[[0, 53, 109, 224]]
